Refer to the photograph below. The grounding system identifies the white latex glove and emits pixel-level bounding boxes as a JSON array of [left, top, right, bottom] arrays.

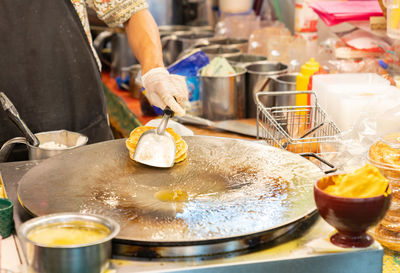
[[141, 67, 189, 116]]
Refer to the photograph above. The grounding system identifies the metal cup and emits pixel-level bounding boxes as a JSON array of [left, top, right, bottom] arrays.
[[245, 61, 288, 118], [200, 66, 247, 121], [270, 73, 298, 106], [0, 198, 13, 239]]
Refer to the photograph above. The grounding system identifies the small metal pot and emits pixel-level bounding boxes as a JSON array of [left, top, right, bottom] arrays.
[[200, 66, 247, 121], [270, 73, 298, 107], [18, 213, 120, 273], [0, 130, 88, 161], [245, 61, 288, 117]]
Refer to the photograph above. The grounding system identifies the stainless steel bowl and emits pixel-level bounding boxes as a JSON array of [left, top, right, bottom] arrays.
[[18, 213, 120, 273], [0, 130, 88, 161]]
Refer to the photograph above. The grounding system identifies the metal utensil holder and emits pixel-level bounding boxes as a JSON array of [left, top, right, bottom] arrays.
[[256, 91, 341, 173]]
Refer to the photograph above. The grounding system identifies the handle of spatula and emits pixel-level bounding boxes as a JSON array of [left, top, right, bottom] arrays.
[[164, 106, 174, 118], [156, 107, 174, 135]]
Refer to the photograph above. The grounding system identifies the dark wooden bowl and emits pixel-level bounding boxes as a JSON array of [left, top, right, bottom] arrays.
[[314, 175, 392, 248]]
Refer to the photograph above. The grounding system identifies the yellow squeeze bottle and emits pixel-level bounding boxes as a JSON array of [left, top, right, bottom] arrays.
[[295, 58, 319, 109]]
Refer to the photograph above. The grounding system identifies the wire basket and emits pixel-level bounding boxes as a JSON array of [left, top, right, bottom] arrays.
[[256, 91, 341, 173]]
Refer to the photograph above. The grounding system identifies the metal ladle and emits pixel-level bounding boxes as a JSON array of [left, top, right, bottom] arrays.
[[0, 92, 40, 161], [133, 107, 176, 168]]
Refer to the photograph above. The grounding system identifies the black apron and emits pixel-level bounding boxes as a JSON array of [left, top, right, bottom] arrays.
[[0, 0, 114, 160]]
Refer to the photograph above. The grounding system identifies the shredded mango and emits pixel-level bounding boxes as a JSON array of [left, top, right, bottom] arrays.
[[324, 164, 390, 198]]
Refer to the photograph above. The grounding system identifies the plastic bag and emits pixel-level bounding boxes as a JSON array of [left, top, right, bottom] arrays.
[[320, 103, 400, 173]]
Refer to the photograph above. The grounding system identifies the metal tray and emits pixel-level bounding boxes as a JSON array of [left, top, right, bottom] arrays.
[[17, 136, 324, 257]]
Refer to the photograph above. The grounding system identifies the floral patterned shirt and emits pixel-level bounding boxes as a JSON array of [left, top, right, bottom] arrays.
[[71, 0, 148, 70]]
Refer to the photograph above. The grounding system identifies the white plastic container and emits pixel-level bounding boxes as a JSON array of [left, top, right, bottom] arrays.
[[336, 88, 399, 131], [312, 73, 398, 131], [219, 0, 253, 14]]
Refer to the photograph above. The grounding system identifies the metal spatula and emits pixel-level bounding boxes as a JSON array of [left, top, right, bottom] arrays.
[[133, 107, 176, 168]]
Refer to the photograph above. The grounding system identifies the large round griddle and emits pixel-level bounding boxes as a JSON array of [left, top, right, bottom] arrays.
[[18, 136, 323, 257]]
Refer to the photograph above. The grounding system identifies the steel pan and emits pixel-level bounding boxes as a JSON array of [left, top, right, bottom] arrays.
[[17, 136, 323, 257]]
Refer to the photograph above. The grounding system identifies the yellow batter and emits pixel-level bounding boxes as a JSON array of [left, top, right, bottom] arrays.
[[27, 221, 110, 246]]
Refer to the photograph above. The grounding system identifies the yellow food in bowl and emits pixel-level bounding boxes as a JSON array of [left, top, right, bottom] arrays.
[[27, 221, 110, 246], [323, 164, 390, 198], [126, 126, 188, 163]]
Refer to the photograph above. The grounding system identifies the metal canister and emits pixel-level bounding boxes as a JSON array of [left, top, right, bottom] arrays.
[[270, 73, 298, 106], [226, 54, 267, 67], [245, 61, 288, 118], [201, 45, 241, 60], [200, 66, 246, 121]]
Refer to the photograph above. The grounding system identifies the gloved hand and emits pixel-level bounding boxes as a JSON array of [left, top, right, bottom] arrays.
[[141, 67, 189, 116]]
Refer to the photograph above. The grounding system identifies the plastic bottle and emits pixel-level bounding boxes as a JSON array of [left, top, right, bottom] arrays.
[[296, 58, 320, 107]]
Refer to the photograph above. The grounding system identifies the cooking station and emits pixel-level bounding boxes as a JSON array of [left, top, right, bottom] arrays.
[[0, 137, 384, 273]]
